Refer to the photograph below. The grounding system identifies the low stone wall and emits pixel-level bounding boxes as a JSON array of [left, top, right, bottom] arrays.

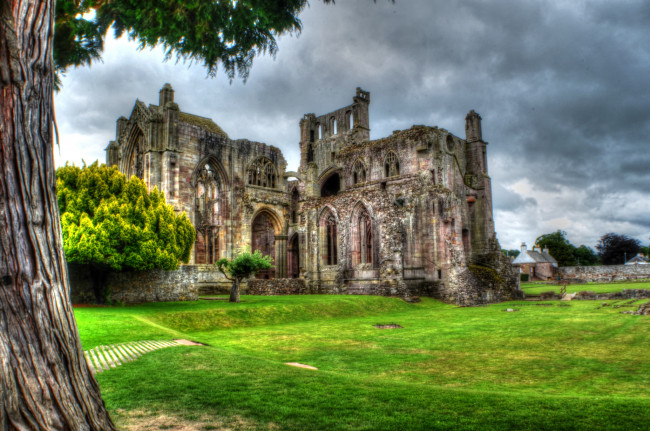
[[573, 289, 650, 300], [247, 279, 308, 295], [68, 264, 228, 304], [558, 265, 650, 283], [534, 289, 650, 301]]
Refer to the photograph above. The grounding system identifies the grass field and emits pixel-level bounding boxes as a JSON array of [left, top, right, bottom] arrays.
[[521, 280, 650, 295], [74, 295, 650, 430]]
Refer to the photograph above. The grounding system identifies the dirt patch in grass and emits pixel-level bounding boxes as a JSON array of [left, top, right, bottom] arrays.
[[113, 409, 266, 431], [174, 339, 207, 346], [374, 324, 403, 329]]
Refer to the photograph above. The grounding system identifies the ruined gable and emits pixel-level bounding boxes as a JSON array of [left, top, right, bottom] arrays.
[[107, 84, 521, 305]]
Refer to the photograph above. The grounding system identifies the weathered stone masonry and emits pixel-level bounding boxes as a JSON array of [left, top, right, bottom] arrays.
[[107, 85, 520, 305]]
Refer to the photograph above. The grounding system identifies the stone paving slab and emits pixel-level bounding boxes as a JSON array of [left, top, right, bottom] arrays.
[[84, 339, 201, 374]]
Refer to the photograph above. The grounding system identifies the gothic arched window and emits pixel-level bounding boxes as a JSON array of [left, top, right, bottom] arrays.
[[196, 163, 221, 227], [352, 159, 367, 184], [247, 158, 277, 188], [384, 151, 400, 177], [320, 210, 338, 266], [195, 162, 223, 264], [352, 206, 373, 266], [359, 209, 373, 264], [326, 214, 338, 265]]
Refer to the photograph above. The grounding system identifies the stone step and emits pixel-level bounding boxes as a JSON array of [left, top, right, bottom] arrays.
[[83, 340, 191, 373]]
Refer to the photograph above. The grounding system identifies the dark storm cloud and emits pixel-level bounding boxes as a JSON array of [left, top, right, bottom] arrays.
[[493, 184, 537, 213], [54, 0, 650, 248]]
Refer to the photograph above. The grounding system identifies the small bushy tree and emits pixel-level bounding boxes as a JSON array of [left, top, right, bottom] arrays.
[[574, 245, 599, 266], [536, 230, 578, 267], [57, 162, 195, 302], [216, 248, 273, 303]]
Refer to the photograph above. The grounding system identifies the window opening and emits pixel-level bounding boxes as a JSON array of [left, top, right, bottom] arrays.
[[247, 158, 277, 188], [326, 214, 338, 265], [358, 208, 373, 264], [321, 173, 340, 197], [352, 160, 366, 184], [384, 152, 400, 177]]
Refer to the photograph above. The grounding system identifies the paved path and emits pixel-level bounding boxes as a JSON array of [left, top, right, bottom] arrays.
[[84, 340, 188, 374]]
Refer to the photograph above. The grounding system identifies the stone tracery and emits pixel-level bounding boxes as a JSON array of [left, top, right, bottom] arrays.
[[248, 157, 277, 188]]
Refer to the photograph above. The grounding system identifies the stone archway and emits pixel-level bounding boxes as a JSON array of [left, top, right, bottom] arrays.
[[252, 212, 277, 279]]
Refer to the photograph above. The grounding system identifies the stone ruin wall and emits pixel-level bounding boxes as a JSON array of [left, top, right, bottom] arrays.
[[558, 264, 650, 283], [103, 85, 521, 306]]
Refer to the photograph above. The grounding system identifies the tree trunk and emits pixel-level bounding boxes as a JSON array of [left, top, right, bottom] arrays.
[[229, 279, 240, 303], [0, 1, 115, 429]]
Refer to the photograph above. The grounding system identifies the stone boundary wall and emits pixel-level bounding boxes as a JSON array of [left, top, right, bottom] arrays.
[[68, 264, 228, 304], [538, 289, 650, 301], [558, 265, 650, 283], [247, 279, 308, 295]]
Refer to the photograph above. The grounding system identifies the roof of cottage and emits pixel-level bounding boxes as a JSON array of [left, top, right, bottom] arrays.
[[512, 249, 558, 267], [625, 255, 649, 265]]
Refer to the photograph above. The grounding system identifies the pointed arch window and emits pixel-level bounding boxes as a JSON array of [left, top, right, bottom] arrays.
[[326, 214, 338, 265], [384, 151, 400, 177], [195, 161, 224, 264], [247, 157, 277, 188], [320, 210, 338, 266], [353, 207, 373, 265], [352, 159, 367, 184], [360, 209, 373, 264], [330, 116, 337, 135], [346, 110, 354, 130]]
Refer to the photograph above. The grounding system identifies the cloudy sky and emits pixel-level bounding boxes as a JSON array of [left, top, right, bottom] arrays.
[[53, 0, 650, 251]]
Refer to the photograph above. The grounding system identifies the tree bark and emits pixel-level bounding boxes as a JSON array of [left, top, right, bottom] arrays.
[[229, 279, 240, 303], [0, 0, 115, 429]]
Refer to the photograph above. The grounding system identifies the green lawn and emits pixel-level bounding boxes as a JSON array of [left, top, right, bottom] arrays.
[[521, 280, 650, 295], [74, 295, 650, 430]]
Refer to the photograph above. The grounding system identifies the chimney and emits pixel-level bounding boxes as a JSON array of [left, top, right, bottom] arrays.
[[543, 248, 549, 254], [520, 243, 527, 253]]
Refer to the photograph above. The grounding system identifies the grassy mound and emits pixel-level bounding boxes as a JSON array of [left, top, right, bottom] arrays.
[[74, 295, 650, 430]]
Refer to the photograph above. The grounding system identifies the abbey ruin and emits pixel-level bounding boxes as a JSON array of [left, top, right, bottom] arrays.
[[106, 84, 520, 305]]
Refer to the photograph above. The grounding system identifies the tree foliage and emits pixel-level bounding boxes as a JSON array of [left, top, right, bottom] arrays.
[[596, 233, 641, 265], [502, 249, 520, 258], [535, 230, 578, 267], [535, 230, 600, 267], [216, 248, 273, 303], [574, 244, 599, 266], [54, 0, 331, 81], [57, 162, 195, 272]]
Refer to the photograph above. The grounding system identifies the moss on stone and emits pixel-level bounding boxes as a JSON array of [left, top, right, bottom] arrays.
[[179, 112, 228, 137], [469, 264, 504, 286]]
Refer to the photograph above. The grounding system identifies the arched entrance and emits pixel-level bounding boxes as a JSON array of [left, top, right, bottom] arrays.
[[252, 212, 276, 279], [288, 234, 300, 278]]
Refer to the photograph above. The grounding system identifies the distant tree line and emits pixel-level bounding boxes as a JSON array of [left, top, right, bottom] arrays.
[[504, 230, 646, 267]]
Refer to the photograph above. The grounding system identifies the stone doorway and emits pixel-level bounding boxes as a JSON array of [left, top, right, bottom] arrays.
[[252, 212, 276, 279]]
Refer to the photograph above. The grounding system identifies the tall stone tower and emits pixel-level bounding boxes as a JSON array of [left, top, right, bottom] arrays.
[[464, 110, 494, 255]]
